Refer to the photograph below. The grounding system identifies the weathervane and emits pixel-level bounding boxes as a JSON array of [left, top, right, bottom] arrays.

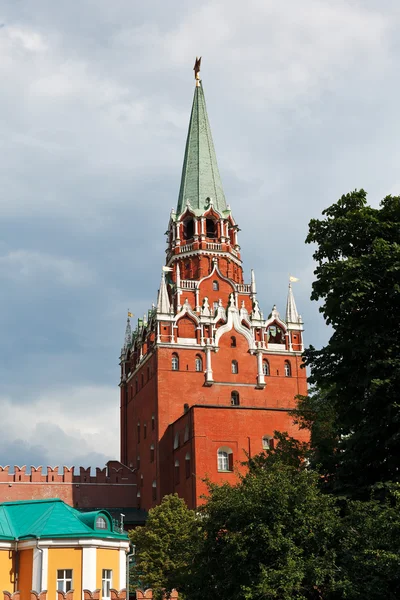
[[194, 56, 201, 86]]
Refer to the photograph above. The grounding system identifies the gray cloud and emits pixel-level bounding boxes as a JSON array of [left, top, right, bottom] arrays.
[[1, 0, 399, 465]]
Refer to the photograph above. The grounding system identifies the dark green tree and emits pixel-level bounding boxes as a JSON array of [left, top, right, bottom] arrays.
[[129, 494, 201, 599], [303, 190, 400, 496]]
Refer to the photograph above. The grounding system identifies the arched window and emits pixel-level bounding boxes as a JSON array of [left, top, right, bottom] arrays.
[[262, 360, 270, 376], [174, 460, 180, 484], [231, 391, 240, 406], [144, 423, 147, 439], [151, 415, 155, 430], [183, 218, 194, 240], [212, 280, 219, 291], [231, 360, 239, 374], [184, 424, 190, 443], [217, 447, 233, 472], [137, 421, 140, 443], [185, 453, 191, 478], [174, 432, 180, 450], [195, 355, 203, 372], [262, 436, 275, 450], [172, 353, 179, 371], [96, 515, 108, 530], [206, 218, 216, 238], [284, 361, 292, 377], [140, 474, 144, 487], [152, 480, 157, 501], [150, 444, 155, 463], [136, 454, 140, 469], [231, 336, 237, 348], [136, 489, 141, 507]]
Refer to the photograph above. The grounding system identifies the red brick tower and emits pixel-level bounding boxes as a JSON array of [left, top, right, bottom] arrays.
[[119, 62, 307, 510]]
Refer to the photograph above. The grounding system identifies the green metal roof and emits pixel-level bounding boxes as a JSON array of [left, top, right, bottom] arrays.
[[176, 82, 227, 217], [0, 498, 128, 541]]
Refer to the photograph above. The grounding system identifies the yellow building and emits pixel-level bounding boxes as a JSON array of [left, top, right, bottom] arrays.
[[0, 498, 130, 599]]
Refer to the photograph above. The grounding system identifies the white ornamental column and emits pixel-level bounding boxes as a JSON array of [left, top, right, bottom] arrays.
[[205, 342, 214, 385], [256, 349, 265, 387]]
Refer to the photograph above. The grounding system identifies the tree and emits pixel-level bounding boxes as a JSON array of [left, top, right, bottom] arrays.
[[129, 494, 201, 598], [184, 457, 342, 600], [303, 190, 400, 496]]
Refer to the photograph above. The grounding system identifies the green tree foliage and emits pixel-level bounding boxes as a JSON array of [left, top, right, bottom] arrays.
[[184, 458, 341, 600], [303, 190, 400, 495], [129, 494, 201, 599]]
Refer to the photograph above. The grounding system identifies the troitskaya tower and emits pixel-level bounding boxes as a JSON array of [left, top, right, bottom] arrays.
[[119, 60, 307, 510]]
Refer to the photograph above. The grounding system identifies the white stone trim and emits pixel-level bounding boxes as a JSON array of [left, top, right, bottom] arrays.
[[214, 306, 255, 350], [119, 548, 127, 588], [42, 547, 48, 590], [82, 547, 97, 593], [19, 538, 129, 550]]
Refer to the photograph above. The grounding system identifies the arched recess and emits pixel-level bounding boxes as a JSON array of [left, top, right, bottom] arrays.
[[177, 315, 197, 338]]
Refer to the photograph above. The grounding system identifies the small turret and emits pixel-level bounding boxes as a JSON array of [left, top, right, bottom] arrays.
[[157, 269, 171, 315], [123, 316, 132, 350]]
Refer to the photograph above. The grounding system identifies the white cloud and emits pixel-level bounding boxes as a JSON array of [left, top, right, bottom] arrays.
[[0, 250, 94, 286]]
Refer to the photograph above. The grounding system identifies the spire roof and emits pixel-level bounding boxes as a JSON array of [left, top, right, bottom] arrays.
[[286, 283, 299, 325], [157, 270, 171, 314], [176, 79, 227, 217]]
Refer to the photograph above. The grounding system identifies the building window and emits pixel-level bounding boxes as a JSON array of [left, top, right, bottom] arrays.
[[262, 360, 270, 376], [262, 436, 275, 450], [95, 515, 108, 530], [184, 424, 190, 443], [195, 355, 203, 372], [57, 570, 73, 593], [206, 218, 216, 238], [231, 391, 240, 406], [150, 444, 155, 463], [137, 455, 140, 469], [172, 353, 179, 371], [175, 460, 180, 484], [183, 218, 194, 240], [152, 415, 155, 430], [231, 336, 236, 347], [217, 447, 233, 472], [144, 423, 147, 439], [102, 569, 112, 600], [152, 480, 157, 501], [231, 360, 238, 374], [284, 361, 292, 377], [185, 453, 191, 478], [174, 432, 180, 450], [137, 422, 140, 443], [212, 280, 219, 291]]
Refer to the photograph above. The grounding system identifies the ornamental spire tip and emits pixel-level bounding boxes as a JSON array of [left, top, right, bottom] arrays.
[[194, 56, 201, 87]]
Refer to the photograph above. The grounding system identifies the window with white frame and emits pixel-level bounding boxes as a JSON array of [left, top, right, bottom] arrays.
[[102, 569, 112, 600], [262, 360, 270, 376], [217, 447, 233, 472], [57, 570, 73, 593], [262, 435, 275, 450], [284, 361, 292, 377], [172, 353, 179, 371], [195, 355, 203, 372], [231, 360, 238, 374], [231, 391, 240, 406], [95, 515, 108, 529]]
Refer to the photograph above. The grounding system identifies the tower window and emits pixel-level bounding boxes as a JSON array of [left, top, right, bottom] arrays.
[[262, 360, 270, 376], [150, 444, 155, 463], [206, 218, 216, 238], [137, 454, 140, 469], [175, 460, 180, 484], [217, 447, 233, 472], [212, 280, 219, 291], [231, 360, 239, 374], [231, 391, 240, 406], [231, 336, 236, 348], [184, 424, 190, 442], [137, 422, 140, 443], [151, 415, 155, 430], [152, 480, 157, 501], [172, 353, 179, 371], [183, 218, 194, 240], [174, 432, 180, 450], [144, 423, 147, 439], [195, 355, 203, 372], [262, 436, 275, 450], [185, 453, 191, 478], [284, 361, 292, 377]]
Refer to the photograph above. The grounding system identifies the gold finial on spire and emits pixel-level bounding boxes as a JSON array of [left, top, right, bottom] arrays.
[[194, 56, 202, 87]]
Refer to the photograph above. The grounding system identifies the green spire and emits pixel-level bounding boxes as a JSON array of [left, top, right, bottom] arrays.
[[176, 81, 227, 217]]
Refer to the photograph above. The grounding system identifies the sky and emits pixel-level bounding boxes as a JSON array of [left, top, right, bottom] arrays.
[[1, 0, 399, 469]]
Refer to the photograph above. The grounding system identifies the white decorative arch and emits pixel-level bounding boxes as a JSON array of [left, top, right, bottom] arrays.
[[215, 303, 255, 351], [174, 298, 200, 326], [264, 305, 287, 332], [197, 260, 236, 292]]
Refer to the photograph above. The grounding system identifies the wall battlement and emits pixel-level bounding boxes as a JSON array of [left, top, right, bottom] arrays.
[[0, 460, 135, 484]]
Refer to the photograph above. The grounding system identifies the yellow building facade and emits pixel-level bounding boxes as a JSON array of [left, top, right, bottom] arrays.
[[0, 499, 130, 599]]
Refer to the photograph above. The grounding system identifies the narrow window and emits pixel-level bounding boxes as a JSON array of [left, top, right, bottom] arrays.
[[212, 280, 219, 291], [217, 448, 233, 472], [175, 460, 180, 484], [152, 480, 157, 501], [137, 421, 140, 443], [262, 360, 270, 376], [136, 490, 141, 507], [174, 432, 180, 450], [185, 453, 191, 478], [151, 415, 155, 430], [183, 218, 194, 240], [147, 366, 151, 380], [150, 444, 155, 463], [57, 570, 73, 593], [137, 455, 140, 469], [231, 391, 240, 406], [184, 424, 190, 443], [284, 361, 292, 377], [195, 355, 203, 372], [231, 336, 236, 348], [141, 373, 144, 388], [206, 218, 216, 238], [96, 515, 108, 530], [102, 569, 112, 600], [140, 474, 144, 487], [231, 360, 238, 374], [172, 353, 179, 371], [262, 436, 275, 450], [144, 423, 147, 439]]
